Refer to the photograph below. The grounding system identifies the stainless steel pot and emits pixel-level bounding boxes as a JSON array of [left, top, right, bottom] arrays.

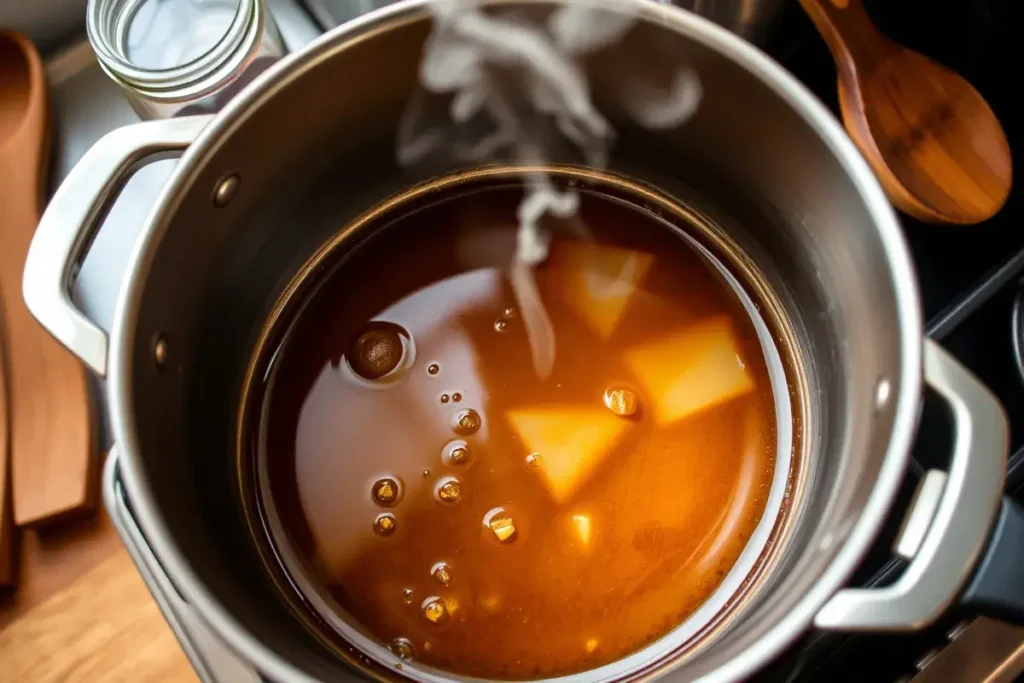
[[22, 0, 1024, 680]]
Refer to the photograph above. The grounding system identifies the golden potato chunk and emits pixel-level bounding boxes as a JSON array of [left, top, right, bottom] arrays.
[[624, 315, 754, 425], [507, 407, 631, 503], [550, 243, 655, 339], [571, 513, 593, 547]]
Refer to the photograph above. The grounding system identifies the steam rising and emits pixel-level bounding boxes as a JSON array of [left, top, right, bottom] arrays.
[[397, 0, 702, 378]]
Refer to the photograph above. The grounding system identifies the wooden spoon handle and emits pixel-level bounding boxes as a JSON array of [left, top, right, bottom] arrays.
[[799, 0, 895, 86]]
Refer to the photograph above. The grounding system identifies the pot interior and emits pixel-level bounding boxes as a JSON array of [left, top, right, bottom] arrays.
[[114, 2, 916, 681], [237, 166, 801, 682]]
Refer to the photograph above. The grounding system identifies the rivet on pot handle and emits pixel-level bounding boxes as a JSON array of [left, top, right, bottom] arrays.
[[815, 339, 1008, 631], [23, 115, 214, 377]]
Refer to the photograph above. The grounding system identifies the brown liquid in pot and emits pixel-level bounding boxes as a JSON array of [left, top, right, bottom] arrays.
[[257, 184, 778, 679]]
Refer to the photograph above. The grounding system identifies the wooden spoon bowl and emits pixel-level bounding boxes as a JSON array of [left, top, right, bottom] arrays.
[[801, 0, 1012, 224]]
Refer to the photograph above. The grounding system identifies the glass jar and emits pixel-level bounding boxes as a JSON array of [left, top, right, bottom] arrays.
[[87, 0, 285, 119]]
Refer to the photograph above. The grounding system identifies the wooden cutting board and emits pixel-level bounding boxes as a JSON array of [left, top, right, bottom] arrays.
[[0, 506, 196, 682]]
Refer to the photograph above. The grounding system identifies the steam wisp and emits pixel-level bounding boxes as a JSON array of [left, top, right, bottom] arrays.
[[397, 0, 702, 378]]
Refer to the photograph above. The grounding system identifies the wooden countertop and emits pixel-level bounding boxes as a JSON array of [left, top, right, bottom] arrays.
[[0, 508, 197, 682]]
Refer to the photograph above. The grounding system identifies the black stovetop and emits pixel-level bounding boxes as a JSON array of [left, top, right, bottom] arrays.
[[758, 0, 1024, 680]]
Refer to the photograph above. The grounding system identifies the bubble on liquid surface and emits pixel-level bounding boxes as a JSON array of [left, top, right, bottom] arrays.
[[440, 393, 450, 404], [449, 445, 468, 464], [484, 507, 517, 543], [526, 453, 542, 467], [450, 408, 481, 435], [604, 387, 638, 417], [345, 322, 414, 381], [375, 513, 397, 536], [427, 362, 440, 375], [402, 588, 415, 604], [371, 477, 401, 506], [390, 637, 415, 660], [452, 392, 463, 403], [443, 440, 470, 466], [422, 597, 448, 623], [435, 476, 462, 504], [431, 561, 453, 586], [504, 307, 517, 318], [494, 318, 509, 333]]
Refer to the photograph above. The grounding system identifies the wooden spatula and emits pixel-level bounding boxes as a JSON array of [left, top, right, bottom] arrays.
[[800, 0, 1012, 224], [0, 31, 96, 526]]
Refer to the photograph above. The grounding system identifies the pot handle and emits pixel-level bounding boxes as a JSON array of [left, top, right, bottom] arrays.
[[23, 115, 214, 377], [815, 339, 1009, 631]]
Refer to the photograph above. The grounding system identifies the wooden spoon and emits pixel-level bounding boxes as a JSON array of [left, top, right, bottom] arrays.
[[800, 0, 1012, 224], [0, 31, 96, 526]]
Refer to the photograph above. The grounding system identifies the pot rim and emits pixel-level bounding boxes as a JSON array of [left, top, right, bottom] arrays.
[[107, 1, 923, 681]]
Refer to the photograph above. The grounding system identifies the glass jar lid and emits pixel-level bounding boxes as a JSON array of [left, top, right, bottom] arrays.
[[87, 0, 263, 100]]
